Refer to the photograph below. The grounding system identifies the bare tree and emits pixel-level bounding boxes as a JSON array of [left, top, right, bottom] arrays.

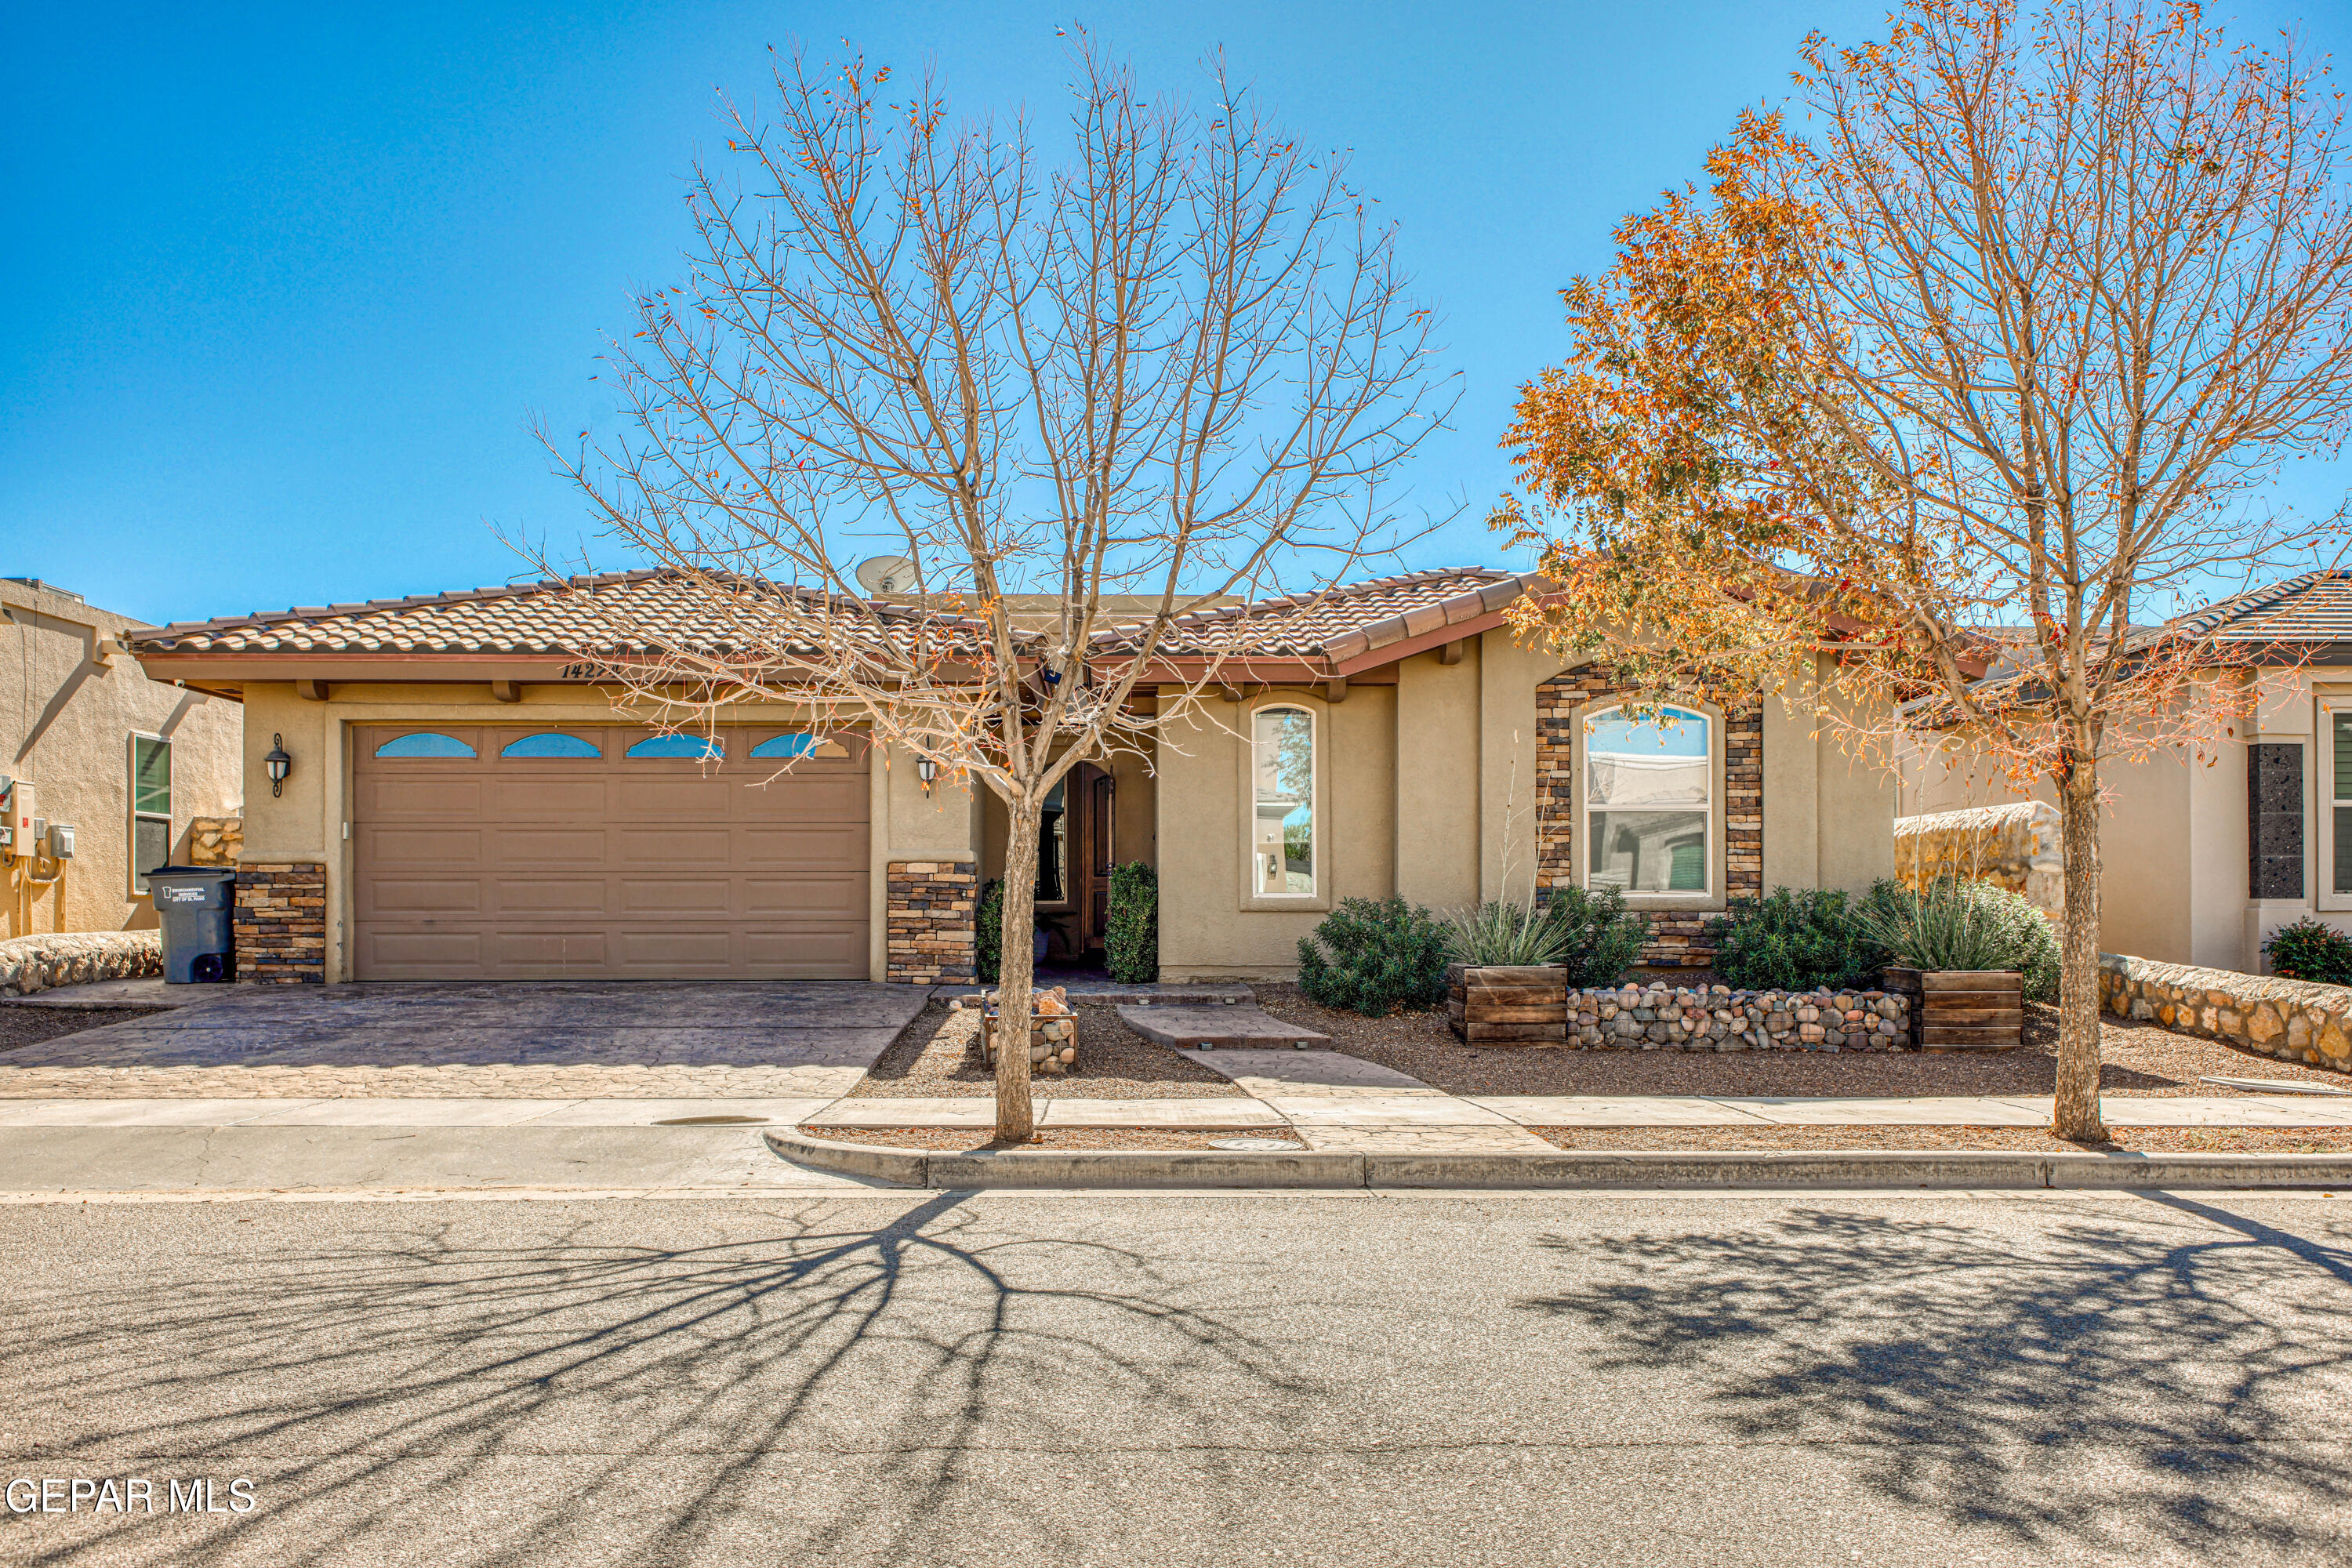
[[1497, 0, 2352, 1139], [528, 40, 1447, 1139]]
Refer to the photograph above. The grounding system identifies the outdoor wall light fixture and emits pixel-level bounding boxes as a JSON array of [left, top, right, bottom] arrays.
[[915, 759, 938, 795], [263, 735, 292, 798]]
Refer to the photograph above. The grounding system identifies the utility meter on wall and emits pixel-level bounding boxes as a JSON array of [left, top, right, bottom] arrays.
[[46, 823, 75, 860], [0, 779, 28, 863]]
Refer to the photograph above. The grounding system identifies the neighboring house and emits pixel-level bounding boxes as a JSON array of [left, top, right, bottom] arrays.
[[125, 567, 1897, 984], [2, 576, 243, 938], [1898, 569, 2352, 975]]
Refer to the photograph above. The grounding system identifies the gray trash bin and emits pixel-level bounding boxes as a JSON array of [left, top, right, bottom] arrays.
[[147, 866, 237, 984]]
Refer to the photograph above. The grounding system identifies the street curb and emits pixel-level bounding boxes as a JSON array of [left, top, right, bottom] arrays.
[[764, 1131, 2352, 1191]]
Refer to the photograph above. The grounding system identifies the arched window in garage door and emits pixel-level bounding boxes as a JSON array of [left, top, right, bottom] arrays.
[[750, 732, 851, 760], [500, 732, 602, 759], [372, 732, 476, 759]]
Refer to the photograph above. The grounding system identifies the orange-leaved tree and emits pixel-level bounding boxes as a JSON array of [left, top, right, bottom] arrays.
[[1497, 0, 2352, 1140]]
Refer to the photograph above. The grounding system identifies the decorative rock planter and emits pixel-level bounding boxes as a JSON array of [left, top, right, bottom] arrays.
[[1446, 963, 1567, 1045], [978, 987, 1079, 1075], [2102, 952, 2352, 1072], [1884, 967, 2024, 1050], [1570, 982, 1911, 1051]]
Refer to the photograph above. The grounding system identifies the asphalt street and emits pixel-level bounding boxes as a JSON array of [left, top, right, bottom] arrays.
[[1, 1187, 2347, 1566]]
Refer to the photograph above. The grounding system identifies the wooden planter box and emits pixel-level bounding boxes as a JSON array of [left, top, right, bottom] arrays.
[[1884, 967, 2022, 1050], [1446, 963, 1567, 1046]]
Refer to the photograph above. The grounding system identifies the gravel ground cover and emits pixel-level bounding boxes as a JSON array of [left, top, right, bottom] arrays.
[[1255, 984, 2352, 1098], [797, 1124, 1303, 1151], [0, 1005, 166, 1053], [840, 1000, 1248, 1099], [1528, 1124, 2352, 1154]]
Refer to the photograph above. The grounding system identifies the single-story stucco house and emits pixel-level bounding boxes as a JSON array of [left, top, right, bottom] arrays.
[[2, 575, 243, 939], [1899, 569, 2352, 975], [126, 567, 1897, 984]]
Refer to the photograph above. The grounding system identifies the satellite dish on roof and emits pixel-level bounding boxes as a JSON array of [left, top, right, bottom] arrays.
[[855, 556, 919, 595]]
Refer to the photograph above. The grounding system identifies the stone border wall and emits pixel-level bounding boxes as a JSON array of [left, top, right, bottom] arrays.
[[235, 862, 327, 984], [0, 931, 163, 997], [1574, 982, 1911, 1051], [2101, 952, 2352, 1072], [885, 859, 978, 985], [1534, 667, 1762, 969]]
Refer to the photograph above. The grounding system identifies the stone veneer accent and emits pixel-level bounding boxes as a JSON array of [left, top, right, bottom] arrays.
[[0, 931, 162, 997], [186, 816, 244, 868], [235, 862, 327, 983], [885, 859, 978, 984], [2101, 952, 2352, 1072], [1534, 668, 1763, 967]]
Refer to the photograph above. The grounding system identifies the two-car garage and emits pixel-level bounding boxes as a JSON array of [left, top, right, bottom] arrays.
[[350, 724, 870, 980]]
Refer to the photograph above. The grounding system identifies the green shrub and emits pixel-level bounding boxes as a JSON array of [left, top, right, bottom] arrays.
[[1105, 861, 1159, 983], [1705, 887, 1883, 992], [975, 878, 1004, 984], [1297, 897, 1451, 1015], [2263, 917, 2352, 985], [1542, 884, 1649, 988], [1856, 878, 2060, 1002]]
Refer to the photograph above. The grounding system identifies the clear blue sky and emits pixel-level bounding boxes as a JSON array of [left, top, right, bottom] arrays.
[[6, 1, 2347, 626]]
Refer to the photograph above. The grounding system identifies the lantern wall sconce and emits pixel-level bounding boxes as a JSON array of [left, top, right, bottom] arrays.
[[263, 734, 292, 798], [915, 758, 938, 796]]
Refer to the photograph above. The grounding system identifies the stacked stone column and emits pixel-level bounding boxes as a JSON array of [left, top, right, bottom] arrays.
[[884, 859, 978, 984], [234, 862, 326, 983]]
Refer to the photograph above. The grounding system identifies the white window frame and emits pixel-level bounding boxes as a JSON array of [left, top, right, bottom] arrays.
[[1573, 699, 1726, 910], [128, 730, 172, 898], [1237, 698, 1328, 911], [2318, 699, 2352, 911]]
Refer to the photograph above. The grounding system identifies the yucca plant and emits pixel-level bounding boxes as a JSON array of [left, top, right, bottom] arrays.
[[1857, 878, 2059, 1002], [1443, 900, 1573, 967]]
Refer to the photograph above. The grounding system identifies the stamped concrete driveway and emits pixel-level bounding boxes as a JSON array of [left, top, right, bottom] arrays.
[[0, 983, 931, 1101]]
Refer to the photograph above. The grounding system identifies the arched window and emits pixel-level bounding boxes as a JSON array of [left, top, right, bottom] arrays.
[[372, 732, 475, 759], [750, 732, 851, 760], [1250, 706, 1315, 896], [624, 733, 723, 760], [1584, 706, 1710, 894], [499, 732, 601, 759]]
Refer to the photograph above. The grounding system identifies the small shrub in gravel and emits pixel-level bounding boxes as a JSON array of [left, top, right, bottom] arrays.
[[1544, 884, 1649, 988], [2262, 916, 2352, 985], [1298, 897, 1450, 1015]]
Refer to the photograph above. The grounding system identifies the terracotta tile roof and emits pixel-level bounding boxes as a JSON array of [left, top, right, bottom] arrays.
[[132, 564, 1544, 666], [1119, 568, 1539, 659], [129, 569, 991, 657], [2168, 569, 2352, 644]]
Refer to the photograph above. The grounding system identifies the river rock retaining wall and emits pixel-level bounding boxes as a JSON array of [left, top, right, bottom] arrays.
[[0, 931, 163, 997], [2100, 952, 2352, 1071], [1575, 982, 1912, 1051]]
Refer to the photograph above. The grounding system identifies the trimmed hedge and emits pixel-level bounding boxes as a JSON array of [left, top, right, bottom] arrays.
[[1105, 861, 1159, 982]]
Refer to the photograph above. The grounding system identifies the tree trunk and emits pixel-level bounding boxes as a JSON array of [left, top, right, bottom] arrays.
[[993, 805, 1040, 1143], [2051, 755, 2109, 1142]]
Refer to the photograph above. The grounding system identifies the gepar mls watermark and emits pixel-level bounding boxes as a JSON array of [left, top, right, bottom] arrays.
[[8, 1477, 256, 1515]]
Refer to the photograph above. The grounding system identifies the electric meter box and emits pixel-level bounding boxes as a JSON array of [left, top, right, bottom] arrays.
[[0, 780, 30, 862], [46, 823, 75, 860]]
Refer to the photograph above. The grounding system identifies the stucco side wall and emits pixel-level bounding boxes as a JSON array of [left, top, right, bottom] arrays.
[[6, 583, 241, 938], [1394, 647, 1480, 910], [235, 682, 968, 982], [1815, 689, 1901, 895], [1155, 686, 1396, 980], [1476, 630, 1551, 903]]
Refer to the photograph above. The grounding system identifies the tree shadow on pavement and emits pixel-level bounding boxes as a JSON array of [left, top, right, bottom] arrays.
[[0, 1194, 1312, 1566], [1514, 1194, 2352, 1559]]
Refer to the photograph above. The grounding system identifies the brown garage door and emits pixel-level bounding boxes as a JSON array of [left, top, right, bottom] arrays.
[[351, 725, 869, 980]]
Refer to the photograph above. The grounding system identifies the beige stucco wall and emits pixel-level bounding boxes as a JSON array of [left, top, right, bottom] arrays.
[[1155, 684, 1396, 979], [1393, 647, 1482, 909], [232, 681, 976, 982], [4, 579, 241, 937]]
